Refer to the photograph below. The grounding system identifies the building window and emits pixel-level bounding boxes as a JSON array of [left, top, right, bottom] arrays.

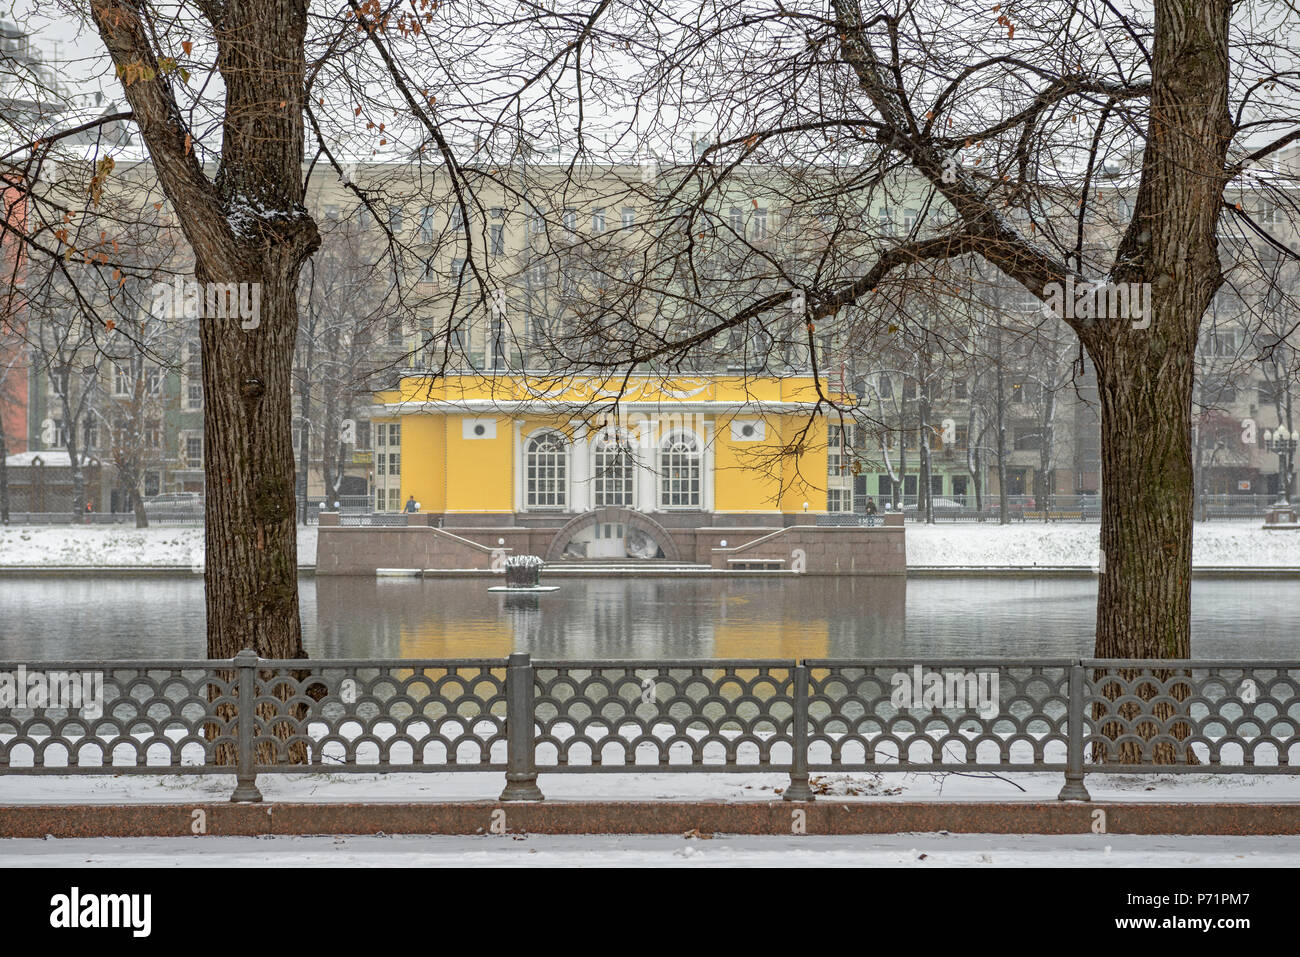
[[388, 205, 404, 234], [827, 487, 852, 512], [754, 207, 768, 239], [144, 472, 160, 497], [591, 208, 606, 233], [114, 364, 130, 396], [728, 206, 743, 234], [145, 366, 162, 395], [563, 207, 577, 232], [144, 419, 161, 449], [827, 424, 854, 476], [82, 418, 97, 451], [620, 206, 635, 230], [186, 436, 203, 467], [420, 206, 436, 243], [185, 342, 202, 409], [593, 434, 634, 508], [525, 431, 568, 509], [490, 224, 505, 255], [660, 431, 701, 508]]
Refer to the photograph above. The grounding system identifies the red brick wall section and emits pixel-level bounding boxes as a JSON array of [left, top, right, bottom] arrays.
[[710, 526, 905, 575]]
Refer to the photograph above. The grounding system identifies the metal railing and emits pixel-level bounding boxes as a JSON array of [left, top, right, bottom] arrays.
[[856, 493, 1288, 522], [1, 654, 1295, 803], [3, 500, 325, 526]]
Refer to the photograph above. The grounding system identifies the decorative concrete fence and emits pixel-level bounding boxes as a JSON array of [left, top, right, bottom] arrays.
[[0, 655, 1296, 803]]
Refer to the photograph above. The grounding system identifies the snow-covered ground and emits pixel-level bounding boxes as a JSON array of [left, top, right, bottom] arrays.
[[2, 768, 1295, 804], [907, 521, 1300, 567], [0, 525, 318, 568], [2, 832, 1292, 867], [2, 772, 1295, 865], [0, 521, 1295, 569]]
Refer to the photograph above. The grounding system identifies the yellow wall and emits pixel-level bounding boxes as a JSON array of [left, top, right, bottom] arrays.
[[399, 415, 445, 512], [443, 416, 514, 512]]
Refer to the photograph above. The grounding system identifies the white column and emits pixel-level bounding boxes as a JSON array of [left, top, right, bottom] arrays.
[[570, 422, 590, 512], [637, 418, 658, 512], [512, 420, 524, 513], [702, 419, 715, 514]]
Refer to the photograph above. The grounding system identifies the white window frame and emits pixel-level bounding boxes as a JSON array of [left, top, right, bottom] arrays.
[[524, 429, 570, 510], [592, 430, 636, 509], [658, 430, 703, 509]]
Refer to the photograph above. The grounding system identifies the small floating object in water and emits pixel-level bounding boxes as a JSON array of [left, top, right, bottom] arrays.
[[489, 554, 558, 592]]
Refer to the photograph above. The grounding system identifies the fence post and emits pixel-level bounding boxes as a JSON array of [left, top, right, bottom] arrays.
[[784, 663, 814, 802], [500, 652, 543, 801], [1057, 660, 1091, 801], [230, 649, 263, 803]]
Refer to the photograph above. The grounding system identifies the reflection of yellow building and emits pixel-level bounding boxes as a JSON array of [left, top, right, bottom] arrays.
[[368, 373, 838, 559], [712, 618, 830, 660]]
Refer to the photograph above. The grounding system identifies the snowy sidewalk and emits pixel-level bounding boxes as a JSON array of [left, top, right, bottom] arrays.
[[2, 768, 1297, 804], [0, 525, 318, 569], [907, 522, 1299, 568], [1, 831, 1293, 867]]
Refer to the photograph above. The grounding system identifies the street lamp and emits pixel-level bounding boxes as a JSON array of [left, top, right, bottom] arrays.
[[1263, 428, 1299, 505]]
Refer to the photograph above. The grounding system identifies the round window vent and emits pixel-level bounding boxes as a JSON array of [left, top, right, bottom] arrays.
[[474, 424, 486, 436]]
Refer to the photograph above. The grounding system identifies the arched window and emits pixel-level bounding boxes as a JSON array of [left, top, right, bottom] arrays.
[[660, 431, 701, 508], [525, 431, 568, 509], [593, 432, 635, 508]]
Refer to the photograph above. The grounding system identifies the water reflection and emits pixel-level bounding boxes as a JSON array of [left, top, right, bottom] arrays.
[[1, 574, 1298, 660]]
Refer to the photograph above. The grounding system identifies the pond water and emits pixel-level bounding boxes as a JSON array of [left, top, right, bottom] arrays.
[[1, 575, 1296, 660]]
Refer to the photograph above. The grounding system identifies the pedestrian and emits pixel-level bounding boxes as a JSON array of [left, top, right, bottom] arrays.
[[864, 496, 878, 515], [404, 495, 418, 513]]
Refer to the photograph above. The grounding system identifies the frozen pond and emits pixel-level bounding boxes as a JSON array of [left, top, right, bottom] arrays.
[[1, 575, 1298, 660]]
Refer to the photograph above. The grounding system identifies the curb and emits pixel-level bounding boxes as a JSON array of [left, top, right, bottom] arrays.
[[2, 801, 1298, 837]]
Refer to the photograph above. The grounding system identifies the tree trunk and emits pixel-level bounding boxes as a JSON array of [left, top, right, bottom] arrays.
[[200, 267, 309, 662], [1040, 389, 1056, 518], [61, 403, 85, 524], [918, 365, 934, 523], [1092, 360, 1195, 660], [994, 335, 1009, 524], [129, 471, 149, 528]]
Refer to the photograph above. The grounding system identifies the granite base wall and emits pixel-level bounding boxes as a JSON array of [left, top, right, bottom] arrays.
[[316, 512, 905, 576]]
